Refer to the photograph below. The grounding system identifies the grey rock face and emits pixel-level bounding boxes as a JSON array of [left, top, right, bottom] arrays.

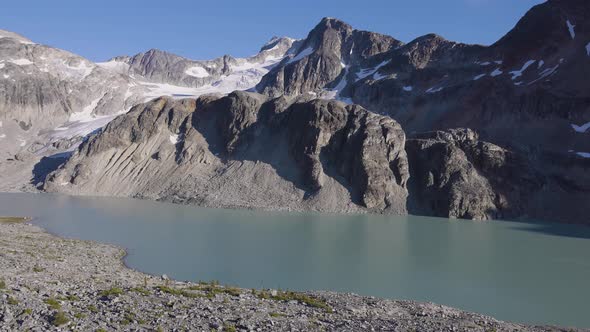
[[405, 129, 534, 220], [405, 128, 590, 224], [257, 18, 402, 97], [286, 101, 408, 210], [45, 93, 409, 214]]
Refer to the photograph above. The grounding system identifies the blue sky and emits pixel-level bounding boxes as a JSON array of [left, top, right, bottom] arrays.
[[1, 0, 545, 62]]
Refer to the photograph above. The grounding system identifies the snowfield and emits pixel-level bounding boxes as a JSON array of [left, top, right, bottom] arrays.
[[184, 65, 210, 78], [286, 47, 314, 64], [571, 122, 590, 133], [490, 68, 503, 77], [566, 20, 576, 39]]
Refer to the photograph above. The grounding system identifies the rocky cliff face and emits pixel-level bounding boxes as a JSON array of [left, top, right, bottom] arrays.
[[405, 128, 590, 224], [45, 93, 410, 214]]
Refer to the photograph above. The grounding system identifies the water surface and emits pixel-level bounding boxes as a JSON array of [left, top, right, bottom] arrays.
[[0, 192, 589, 328]]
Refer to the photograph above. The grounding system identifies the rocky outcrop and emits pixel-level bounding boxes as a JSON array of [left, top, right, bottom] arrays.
[[405, 129, 538, 220], [405, 128, 590, 224], [45, 93, 410, 214]]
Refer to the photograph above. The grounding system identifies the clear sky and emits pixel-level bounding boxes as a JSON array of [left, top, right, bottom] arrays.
[[1, 0, 545, 62]]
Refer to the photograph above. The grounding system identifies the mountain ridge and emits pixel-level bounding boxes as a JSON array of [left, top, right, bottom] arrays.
[[2, 0, 590, 224]]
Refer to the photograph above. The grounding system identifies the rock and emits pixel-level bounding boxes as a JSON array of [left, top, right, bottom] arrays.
[[257, 18, 402, 97], [45, 93, 409, 215]]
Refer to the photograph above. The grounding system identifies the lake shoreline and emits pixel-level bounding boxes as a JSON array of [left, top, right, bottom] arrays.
[[0, 221, 584, 331]]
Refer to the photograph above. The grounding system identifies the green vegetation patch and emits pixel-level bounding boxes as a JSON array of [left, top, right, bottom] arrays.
[[7, 296, 19, 305], [254, 290, 332, 312], [51, 311, 69, 326], [223, 323, 237, 332], [0, 216, 29, 223], [44, 298, 61, 310], [186, 282, 241, 298], [99, 287, 124, 297], [156, 285, 200, 298], [0, 279, 5, 289], [131, 287, 150, 296], [33, 266, 45, 273]]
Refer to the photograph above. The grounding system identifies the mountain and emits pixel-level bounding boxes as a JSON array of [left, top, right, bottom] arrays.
[[99, 36, 296, 91], [4, 0, 590, 224], [44, 93, 409, 213], [0, 31, 297, 190], [258, 1, 590, 156]]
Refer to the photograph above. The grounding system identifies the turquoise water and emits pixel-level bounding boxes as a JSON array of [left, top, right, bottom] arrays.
[[1, 192, 589, 328]]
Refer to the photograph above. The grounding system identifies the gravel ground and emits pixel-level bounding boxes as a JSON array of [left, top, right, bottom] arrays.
[[0, 221, 585, 332]]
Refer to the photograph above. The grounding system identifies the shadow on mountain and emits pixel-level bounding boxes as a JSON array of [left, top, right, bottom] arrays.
[[31, 152, 72, 187]]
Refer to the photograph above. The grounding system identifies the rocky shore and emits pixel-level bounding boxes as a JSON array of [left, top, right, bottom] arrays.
[[0, 220, 584, 331]]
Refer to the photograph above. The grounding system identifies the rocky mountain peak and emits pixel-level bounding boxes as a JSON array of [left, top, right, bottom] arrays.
[[256, 17, 401, 97], [0, 29, 35, 45], [491, 0, 589, 64], [259, 36, 295, 52]]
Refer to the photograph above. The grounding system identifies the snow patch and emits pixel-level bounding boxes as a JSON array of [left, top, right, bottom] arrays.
[[0, 63, 4, 70], [69, 97, 102, 122], [528, 64, 559, 85], [357, 59, 392, 81], [478, 61, 491, 66], [184, 65, 209, 78], [426, 87, 444, 94], [403, 86, 413, 92], [286, 47, 314, 64], [586, 42, 590, 57], [576, 152, 590, 158], [97, 60, 130, 74], [490, 68, 503, 77], [373, 71, 389, 81], [0, 134, 5, 139], [322, 67, 351, 104], [473, 74, 486, 81], [9, 58, 33, 66], [509, 60, 536, 80], [571, 122, 590, 133], [566, 20, 576, 39], [537, 60, 544, 69], [169, 134, 179, 144]]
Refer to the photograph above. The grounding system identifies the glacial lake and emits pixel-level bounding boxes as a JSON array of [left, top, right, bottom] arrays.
[[0, 192, 589, 328]]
